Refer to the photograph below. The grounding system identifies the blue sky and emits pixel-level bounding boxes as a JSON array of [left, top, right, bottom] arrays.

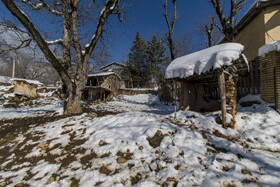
[[0, 0, 256, 63], [107, 0, 256, 62]]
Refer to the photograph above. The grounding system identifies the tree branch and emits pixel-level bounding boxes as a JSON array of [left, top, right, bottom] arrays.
[[20, 0, 63, 16], [210, 0, 226, 26], [1, 0, 70, 82], [83, 0, 121, 62]]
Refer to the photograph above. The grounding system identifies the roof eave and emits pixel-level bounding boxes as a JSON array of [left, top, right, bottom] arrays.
[[219, 0, 280, 44], [99, 62, 127, 70]]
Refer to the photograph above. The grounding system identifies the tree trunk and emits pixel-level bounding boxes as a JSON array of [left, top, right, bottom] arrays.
[[168, 37, 176, 61], [63, 84, 83, 115]]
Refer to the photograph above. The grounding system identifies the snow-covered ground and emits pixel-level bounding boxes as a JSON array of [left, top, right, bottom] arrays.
[[0, 94, 62, 120], [0, 89, 280, 186]]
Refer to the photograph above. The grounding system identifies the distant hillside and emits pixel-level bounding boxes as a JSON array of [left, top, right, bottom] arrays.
[[0, 27, 60, 86]]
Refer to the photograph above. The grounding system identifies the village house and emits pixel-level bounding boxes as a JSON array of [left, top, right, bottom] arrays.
[[11, 78, 43, 99], [233, 0, 280, 62], [99, 62, 149, 88], [99, 62, 132, 88], [83, 72, 124, 102]]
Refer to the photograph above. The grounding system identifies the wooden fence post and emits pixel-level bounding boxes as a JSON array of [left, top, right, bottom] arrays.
[[173, 81, 177, 113], [250, 61, 255, 95], [255, 59, 260, 94], [274, 67, 279, 111], [218, 70, 227, 126]]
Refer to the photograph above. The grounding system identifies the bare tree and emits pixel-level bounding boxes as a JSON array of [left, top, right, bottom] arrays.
[[87, 43, 112, 74], [205, 15, 216, 47], [1, 0, 125, 115], [197, 13, 222, 48], [163, 0, 177, 61], [175, 32, 195, 57], [210, 0, 246, 42]]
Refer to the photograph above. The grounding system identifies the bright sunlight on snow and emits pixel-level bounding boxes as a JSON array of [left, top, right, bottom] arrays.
[[1, 85, 280, 186]]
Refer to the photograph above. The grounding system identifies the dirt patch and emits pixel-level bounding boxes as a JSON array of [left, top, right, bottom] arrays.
[[130, 173, 142, 185], [242, 178, 256, 184], [83, 107, 122, 117], [80, 150, 98, 169], [241, 168, 252, 175], [206, 143, 229, 153], [70, 177, 80, 187], [147, 130, 166, 148], [212, 130, 236, 142], [0, 115, 67, 136], [99, 165, 112, 176]]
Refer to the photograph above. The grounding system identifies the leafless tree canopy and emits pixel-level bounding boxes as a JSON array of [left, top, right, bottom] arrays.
[[1, 0, 125, 115], [210, 0, 246, 42]]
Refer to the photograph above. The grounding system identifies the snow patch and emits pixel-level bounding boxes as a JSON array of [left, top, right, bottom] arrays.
[[258, 40, 280, 57]]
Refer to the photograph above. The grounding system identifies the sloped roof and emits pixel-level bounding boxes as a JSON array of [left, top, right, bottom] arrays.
[[99, 62, 127, 70], [12, 78, 44, 86], [87, 72, 121, 79]]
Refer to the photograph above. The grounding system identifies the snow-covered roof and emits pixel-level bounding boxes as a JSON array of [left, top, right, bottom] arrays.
[[165, 43, 244, 79], [87, 72, 120, 79], [258, 40, 280, 57], [12, 78, 44, 86]]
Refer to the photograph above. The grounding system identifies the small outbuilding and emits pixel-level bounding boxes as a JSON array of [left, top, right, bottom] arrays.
[[165, 43, 248, 128], [83, 72, 124, 102], [12, 78, 44, 99], [258, 41, 280, 111]]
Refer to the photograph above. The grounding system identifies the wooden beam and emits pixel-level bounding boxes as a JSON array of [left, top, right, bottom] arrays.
[[218, 70, 227, 126]]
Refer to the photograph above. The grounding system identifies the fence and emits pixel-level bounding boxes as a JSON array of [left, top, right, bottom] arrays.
[[237, 59, 260, 98]]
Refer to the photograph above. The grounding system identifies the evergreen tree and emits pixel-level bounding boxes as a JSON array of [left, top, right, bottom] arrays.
[[146, 35, 166, 84], [127, 32, 147, 75]]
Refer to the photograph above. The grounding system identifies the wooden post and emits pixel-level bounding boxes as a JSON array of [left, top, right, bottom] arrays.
[[255, 59, 260, 94], [250, 61, 255, 95], [99, 90, 102, 102], [274, 67, 279, 110], [218, 70, 227, 126], [173, 81, 177, 113], [179, 81, 184, 109]]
